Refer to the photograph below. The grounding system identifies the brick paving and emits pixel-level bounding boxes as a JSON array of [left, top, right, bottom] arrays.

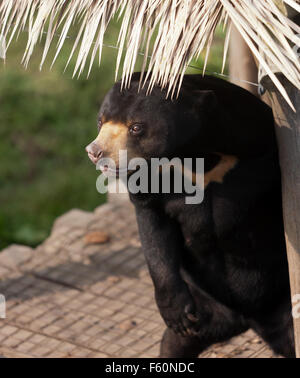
[[0, 197, 278, 358]]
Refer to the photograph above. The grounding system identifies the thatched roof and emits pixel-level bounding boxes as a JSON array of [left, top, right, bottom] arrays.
[[0, 1, 300, 107]]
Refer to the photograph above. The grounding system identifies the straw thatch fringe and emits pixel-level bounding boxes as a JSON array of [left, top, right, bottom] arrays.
[[0, 1, 299, 108]]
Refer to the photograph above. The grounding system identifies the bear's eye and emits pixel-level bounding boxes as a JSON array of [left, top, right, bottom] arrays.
[[97, 120, 102, 132], [130, 123, 143, 136]]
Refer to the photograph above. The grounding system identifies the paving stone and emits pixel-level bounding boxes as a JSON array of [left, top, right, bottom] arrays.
[[52, 209, 95, 232], [0, 245, 33, 270], [0, 200, 278, 358]]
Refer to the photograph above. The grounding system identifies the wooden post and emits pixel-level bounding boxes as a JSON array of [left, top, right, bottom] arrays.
[[229, 25, 258, 96], [230, 10, 300, 356], [265, 76, 300, 358], [258, 5, 300, 359]]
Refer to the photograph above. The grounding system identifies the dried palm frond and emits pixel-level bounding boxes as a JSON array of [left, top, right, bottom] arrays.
[[0, 0, 299, 108]]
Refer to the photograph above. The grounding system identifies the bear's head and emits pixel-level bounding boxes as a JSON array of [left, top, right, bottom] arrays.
[[86, 74, 215, 175]]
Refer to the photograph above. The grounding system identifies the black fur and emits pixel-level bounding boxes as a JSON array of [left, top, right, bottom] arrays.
[[97, 74, 295, 358]]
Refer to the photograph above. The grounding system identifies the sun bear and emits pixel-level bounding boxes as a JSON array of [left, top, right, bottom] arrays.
[[86, 73, 295, 358]]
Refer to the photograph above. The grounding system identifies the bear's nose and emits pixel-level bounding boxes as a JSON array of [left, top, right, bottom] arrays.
[[86, 142, 103, 165]]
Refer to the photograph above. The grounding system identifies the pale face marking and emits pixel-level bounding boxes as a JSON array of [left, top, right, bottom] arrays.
[[94, 121, 128, 165]]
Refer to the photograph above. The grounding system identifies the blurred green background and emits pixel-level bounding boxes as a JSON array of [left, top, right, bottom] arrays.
[[0, 22, 227, 249]]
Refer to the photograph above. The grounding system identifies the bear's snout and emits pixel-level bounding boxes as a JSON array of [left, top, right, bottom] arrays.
[[86, 142, 103, 165]]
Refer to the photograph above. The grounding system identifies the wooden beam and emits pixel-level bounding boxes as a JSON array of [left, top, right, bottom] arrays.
[[266, 78, 300, 357], [229, 16, 300, 357], [229, 25, 258, 96], [260, 7, 300, 358]]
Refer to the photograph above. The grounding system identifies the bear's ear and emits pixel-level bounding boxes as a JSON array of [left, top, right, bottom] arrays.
[[192, 90, 218, 113]]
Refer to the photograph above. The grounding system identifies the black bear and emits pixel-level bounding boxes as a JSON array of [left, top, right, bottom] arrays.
[[86, 74, 295, 358]]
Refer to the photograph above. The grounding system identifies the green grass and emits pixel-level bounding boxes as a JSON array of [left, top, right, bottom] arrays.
[[0, 23, 226, 249]]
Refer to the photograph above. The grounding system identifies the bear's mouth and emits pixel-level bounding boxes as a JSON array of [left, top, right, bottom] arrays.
[[99, 164, 128, 177]]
